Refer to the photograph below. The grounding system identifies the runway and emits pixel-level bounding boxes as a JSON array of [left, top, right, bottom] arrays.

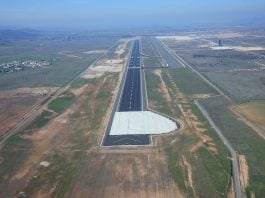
[[119, 40, 143, 112], [150, 37, 181, 68], [118, 68, 141, 112], [103, 40, 150, 146]]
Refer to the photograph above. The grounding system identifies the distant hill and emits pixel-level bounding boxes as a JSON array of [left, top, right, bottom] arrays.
[[0, 29, 40, 40]]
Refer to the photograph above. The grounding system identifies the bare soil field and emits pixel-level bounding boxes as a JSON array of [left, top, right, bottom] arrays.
[[68, 150, 183, 198], [0, 87, 57, 136], [0, 96, 38, 135], [212, 33, 244, 39], [230, 46, 265, 51], [82, 39, 131, 79], [0, 73, 118, 197], [234, 100, 265, 137]]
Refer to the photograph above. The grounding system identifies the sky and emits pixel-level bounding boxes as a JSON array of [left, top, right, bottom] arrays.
[[0, 0, 265, 30]]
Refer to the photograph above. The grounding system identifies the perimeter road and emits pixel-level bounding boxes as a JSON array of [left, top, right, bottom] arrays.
[[194, 99, 243, 198]]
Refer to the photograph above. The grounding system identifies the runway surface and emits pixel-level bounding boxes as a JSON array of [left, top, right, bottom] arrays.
[[150, 37, 181, 68], [118, 68, 141, 111], [103, 40, 150, 146]]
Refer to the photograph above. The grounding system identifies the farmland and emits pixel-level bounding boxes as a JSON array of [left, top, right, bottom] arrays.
[[235, 100, 265, 137]]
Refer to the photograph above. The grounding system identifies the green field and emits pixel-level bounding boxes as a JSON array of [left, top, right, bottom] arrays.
[[0, 35, 120, 91], [0, 56, 97, 90], [144, 70, 175, 117], [167, 68, 217, 96], [48, 92, 75, 114], [27, 110, 54, 130], [143, 57, 163, 67], [200, 97, 265, 197], [0, 134, 32, 180]]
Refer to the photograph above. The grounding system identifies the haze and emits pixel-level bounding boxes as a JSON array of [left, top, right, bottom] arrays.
[[1, 0, 265, 29]]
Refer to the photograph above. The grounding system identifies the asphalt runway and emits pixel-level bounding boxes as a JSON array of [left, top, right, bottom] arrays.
[[150, 37, 181, 68], [118, 68, 141, 111], [129, 40, 140, 68], [119, 40, 142, 111], [103, 40, 150, 146], [103, 134, 150, 146]]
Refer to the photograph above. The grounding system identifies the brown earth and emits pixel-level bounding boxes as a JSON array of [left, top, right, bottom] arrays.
[[68, 150, 184, 198], [63, 59, 184, 198], [0, 96, 39, 136], [153, 70, 173, 105], [0, 87, 58, 136], [0, 87, 58, 98], [227, 179, 235, 198], [214, 33, 243, 39], [0, 52, 185, 197], [239, 155, 249, 191], [230, 103, 265, 140], [161, 70, 217, 153], [82, 39, 131, 79], [70, 84, 88, 96], [181, 156, 197, 197], [189, 140, 203, 153]]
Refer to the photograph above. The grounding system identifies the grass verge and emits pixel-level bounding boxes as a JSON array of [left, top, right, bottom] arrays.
[[0, 134, 32, 180], [145, 68, 231, 197], [167, 68, 217, 96], [200, 97, 265, 197], [48, 92, 75, 114], [27, 110, 54, 130]]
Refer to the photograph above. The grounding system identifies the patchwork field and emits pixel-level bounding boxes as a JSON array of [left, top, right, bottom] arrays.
[[161, 30, 265, 103]]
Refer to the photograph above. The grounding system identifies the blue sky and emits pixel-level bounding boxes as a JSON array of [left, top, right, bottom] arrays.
[[0, 0, 265, 29]]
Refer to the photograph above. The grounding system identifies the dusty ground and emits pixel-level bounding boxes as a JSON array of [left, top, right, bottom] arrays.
[[66, 69, 184, 197], [230, 46, 265, 52], [0, 97, 38, 135], [0, 42, 185, 198], [0, 87, 58, 98], [227, 180, 235, 198], [157, 36, 195, 41], [162, 70, 217, 153], [153, 70, 174, 107], [83, 50, 106, 55], [82, 38, 131, 79], [209, 45, 265, 51], [213, 33, 244, 39], [68, 149, 183, 198], [231, 102, 265, 139], [238, 155, 249, 192], [181, 156, 197, 197], [0, 87, 58, 136], [58, 51, 82, 58]]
